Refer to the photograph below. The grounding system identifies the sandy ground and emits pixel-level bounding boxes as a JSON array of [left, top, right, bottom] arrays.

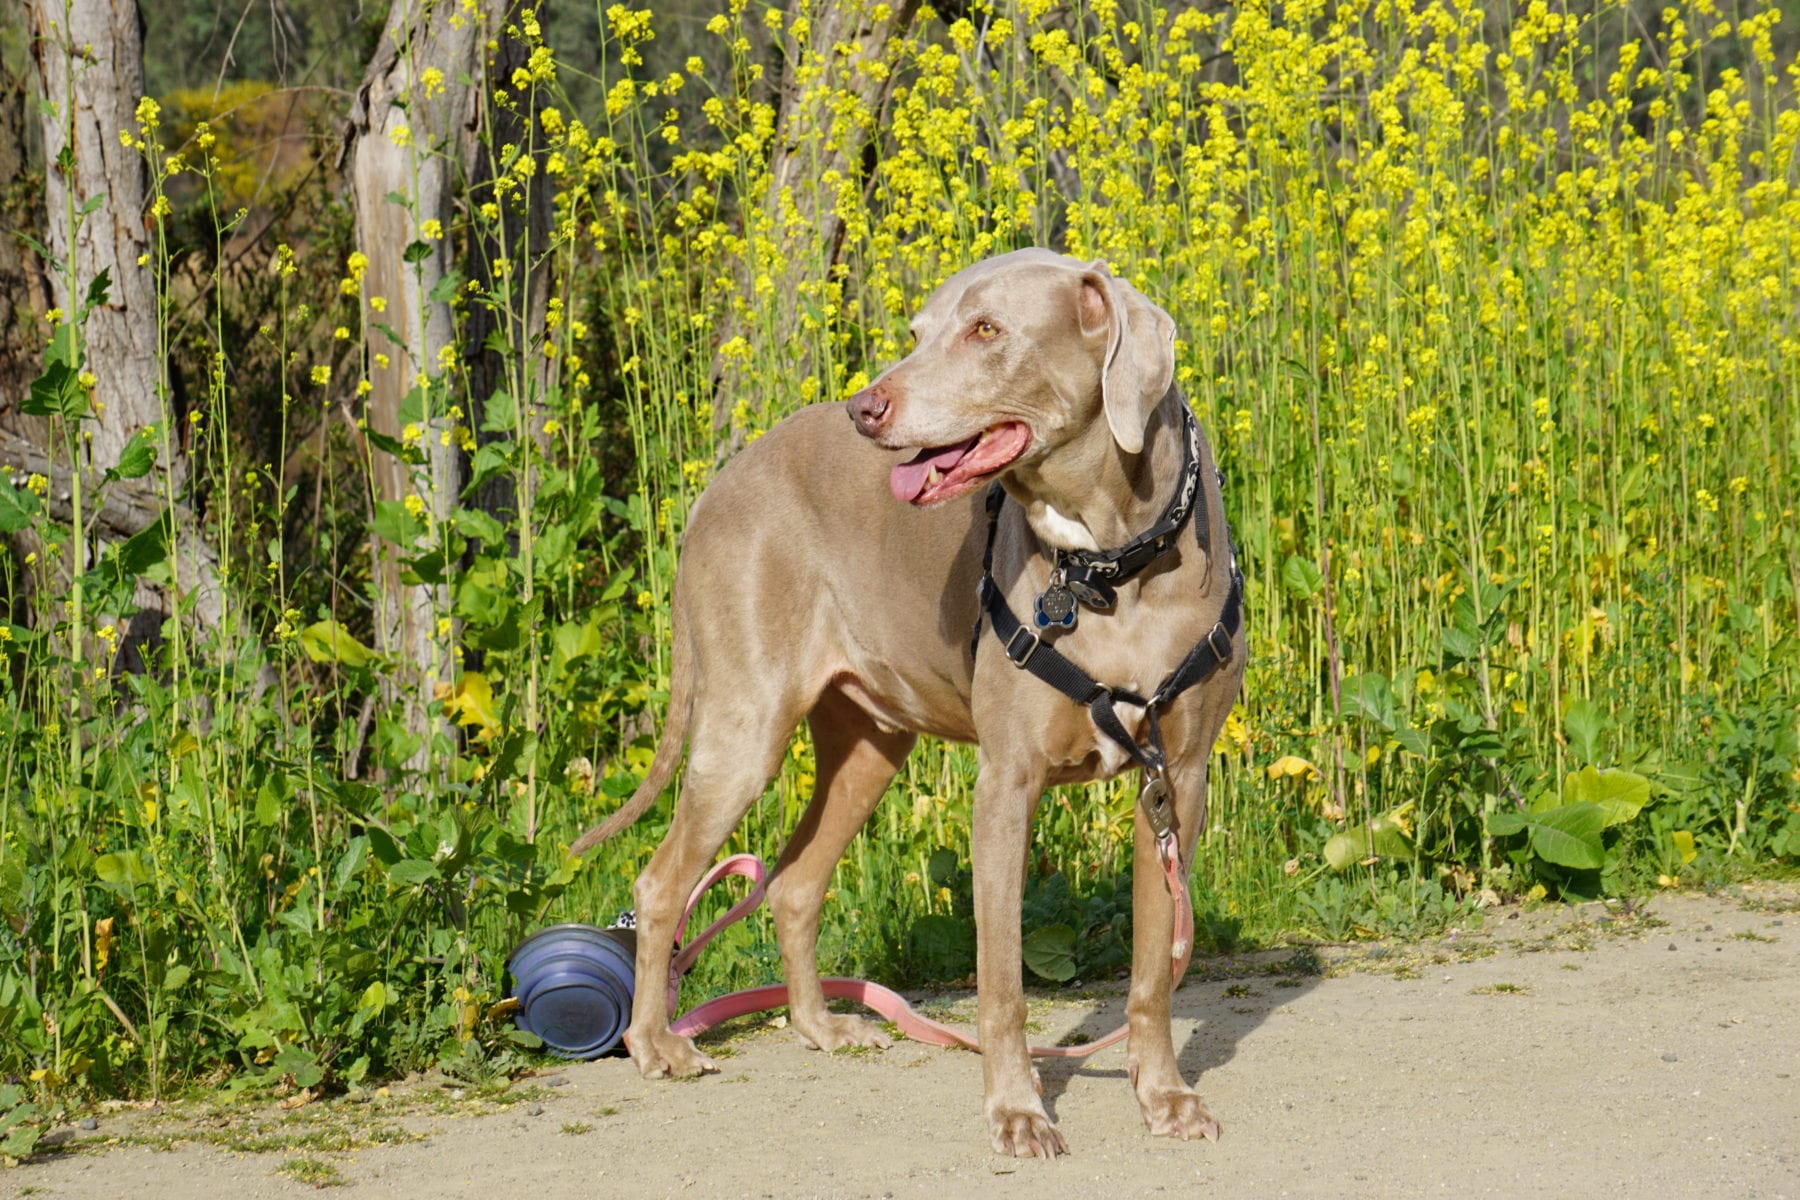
[[12, 886, 1798, 1200]]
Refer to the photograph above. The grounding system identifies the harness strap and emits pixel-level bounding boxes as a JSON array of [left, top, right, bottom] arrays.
[[977, 557, 1243, 776]]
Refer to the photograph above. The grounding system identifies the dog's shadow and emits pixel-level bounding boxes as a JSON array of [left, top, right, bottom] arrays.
[[1033, 948, 1324, 1116]]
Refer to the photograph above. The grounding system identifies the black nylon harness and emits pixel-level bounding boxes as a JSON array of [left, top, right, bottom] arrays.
[[972, 409, 1244, 825]]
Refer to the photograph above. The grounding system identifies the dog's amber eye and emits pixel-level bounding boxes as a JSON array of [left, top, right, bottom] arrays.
[[972, 320, 998, 340]]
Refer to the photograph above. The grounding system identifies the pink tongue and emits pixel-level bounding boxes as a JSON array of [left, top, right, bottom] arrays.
[[890, 435, 979, 501]]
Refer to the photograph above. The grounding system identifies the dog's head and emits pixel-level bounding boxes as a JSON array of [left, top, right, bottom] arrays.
[[847, 249, 1176, 508]]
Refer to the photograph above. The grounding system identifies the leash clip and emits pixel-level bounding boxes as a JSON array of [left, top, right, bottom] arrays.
[[1140, 769, 1174, 841]]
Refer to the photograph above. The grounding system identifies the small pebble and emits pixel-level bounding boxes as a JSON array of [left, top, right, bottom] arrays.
[[1661, 1052, 1679, 1063], [1773, 920, 1784, 927], [546, 1075, 572, 1088], [1667, 942, 1678, 951], [527, 1102, 544, 1116], [80, 1117, 98, 1131]]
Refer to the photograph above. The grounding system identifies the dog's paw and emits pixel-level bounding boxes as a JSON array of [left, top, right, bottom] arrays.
[[794, 1012, 891, 1053], [1138, 1085, 1221, 1142], [627, 1027, 717, 1080], [987, 1101, 1067, 1159]]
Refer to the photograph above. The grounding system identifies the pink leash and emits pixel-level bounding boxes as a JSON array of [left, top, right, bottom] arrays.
[[658, 831, 1193, 1059]]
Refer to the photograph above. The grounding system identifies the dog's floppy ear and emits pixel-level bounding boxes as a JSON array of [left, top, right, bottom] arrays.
[[1077, 263, 1176, 455]]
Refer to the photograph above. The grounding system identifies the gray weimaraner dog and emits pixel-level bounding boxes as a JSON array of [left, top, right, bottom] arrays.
[[571, 248, 1245, 1157]]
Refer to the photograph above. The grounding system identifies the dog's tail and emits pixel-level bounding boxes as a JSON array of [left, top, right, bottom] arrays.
[[568, 605, 694, 858]]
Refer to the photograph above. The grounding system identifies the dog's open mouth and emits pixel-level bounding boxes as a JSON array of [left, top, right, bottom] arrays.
[[889, 422, 1032, 506]]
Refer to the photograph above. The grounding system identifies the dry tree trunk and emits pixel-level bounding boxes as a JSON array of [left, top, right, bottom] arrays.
[[342, 0, 479, 713], [712, 0, 920, 442], [340, 0, 549, 744], [18, 0, 224, 643]]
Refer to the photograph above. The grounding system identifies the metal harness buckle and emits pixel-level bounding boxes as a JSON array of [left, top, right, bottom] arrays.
[[1004, 625, 1040, 667], [1205, 621, 1233, 663]]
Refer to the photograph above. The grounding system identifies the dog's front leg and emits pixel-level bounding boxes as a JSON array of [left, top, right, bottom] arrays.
[[972, 751, 1066, 1158], [1125, 757, 1221, 1141]]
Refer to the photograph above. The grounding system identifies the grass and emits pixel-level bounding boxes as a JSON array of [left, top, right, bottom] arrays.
[[0, 0, 1796, 1107]]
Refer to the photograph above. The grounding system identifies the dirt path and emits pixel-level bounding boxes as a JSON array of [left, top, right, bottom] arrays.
[[14, 887, 1798, 1200]]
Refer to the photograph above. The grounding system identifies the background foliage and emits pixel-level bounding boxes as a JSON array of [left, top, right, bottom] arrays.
[[1, 0, 1797, 1102]]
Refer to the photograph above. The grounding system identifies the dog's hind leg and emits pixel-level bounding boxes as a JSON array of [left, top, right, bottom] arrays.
[[768, 686, 915, 1053], [624, 689, 803, 1080]]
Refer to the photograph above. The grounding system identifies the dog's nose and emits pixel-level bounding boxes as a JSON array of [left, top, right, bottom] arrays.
[[848, 383, 891, 436]]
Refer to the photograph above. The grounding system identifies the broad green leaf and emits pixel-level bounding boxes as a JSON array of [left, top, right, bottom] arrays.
[[550, 619, 603, 677], [480, 388, 517, 434], [386, 858, 439, 886], [1487, 808, 1529, 837], [1670, 830, 1697, 865], [1022, 924, 1078, 982], [402, 238, 434, 264], [334, 836, 369, 892], [1281, 554, 1323, 599], [927, 847, 961, 888], [161, 965, 191, 993], [1339, 672, 1402, 732], [300, 620, 376, 668], [0, 480, 40, 533], [81, 266, 112, 311], [272, 1045, 324, 1089], [95, 850, 151, 889], [1323, 810, 1414, 871], [453, 505, 508, 544], [1562, 699, 1612, 765], [1562, 766, 1652, 827], [25, 359, 87, 419], [1526, 803, 1607, 870], [372, 499, 421, 546], [108, 520, 171, 580]]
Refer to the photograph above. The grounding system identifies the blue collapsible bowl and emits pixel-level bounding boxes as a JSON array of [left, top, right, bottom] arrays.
[[505, 923, 636, 1059]]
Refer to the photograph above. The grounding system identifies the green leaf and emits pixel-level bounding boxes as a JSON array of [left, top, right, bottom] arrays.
[[109, 519, 171, 579], [300, 620, 376, 668], [24, 359, 87, 419], [0, 480, 41, 533], [372, 499, 421, 546], [46, 321, 79, 368], [480, 389, 517, 434], [1486, 808, 1529, 837], [402, 239, 434, 264], [161, 965, 192, 993], [926, 847, 961, 889], [95, 850, 151, 889], [452, 505, 507, 544], [428, 268, 465, 305], [1338, 672, 1399, 729], [82, 266, 112, 312], [386, 858, 439, 886], [1323, 810, 1414, 871], [1562, 766, 1652, 827], [1562, 699, 1611, 765], [1526, 803, 1607, 870], [334, 836, 369, 892], [272, 1045, 324, 1089], [1022, 924, 1078, 982], [108, 426, 159, 480], [1281, 554, 1323, 599], [364, 428, 419, 462]]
